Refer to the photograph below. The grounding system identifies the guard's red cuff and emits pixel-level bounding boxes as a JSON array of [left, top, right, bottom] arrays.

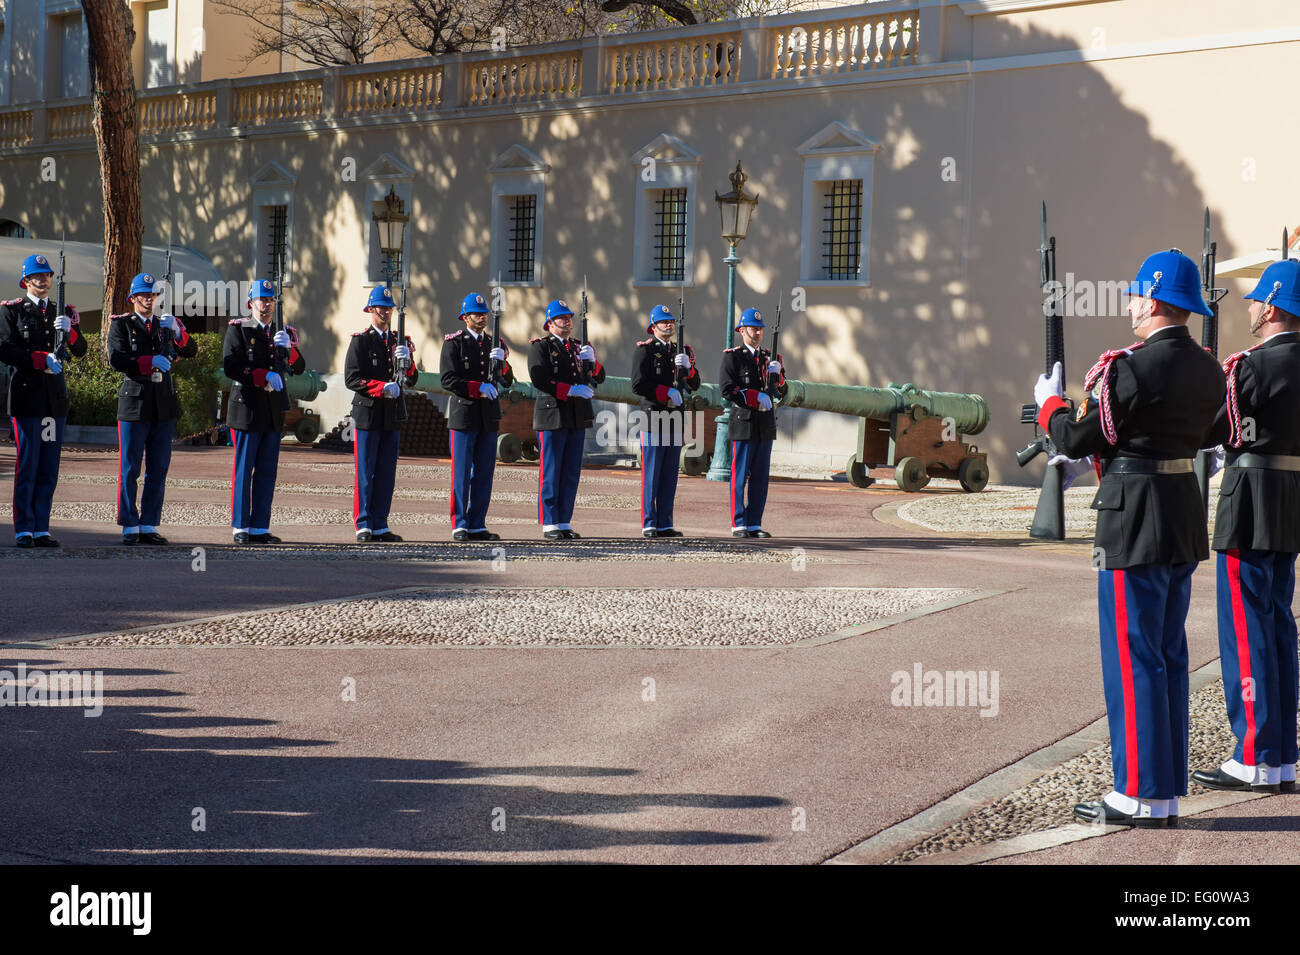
[[68, 328, 80, 346], [556, 382, 571, 401], [655, 385, 671, 403], [592, 360, 603, 376], [501, 361, 511, 377], [289, 346, 301, 366], [32, 351, 48, 370], [253, 368, 269, 388], [468, 381, 482, 399], [1037, 395, 1067, 432], [404, 364, 418, 385], [137, 355, 154, 375], [175, 322, 190, 348], [744, 389, 760, 408], [366, 379, 387, 398]]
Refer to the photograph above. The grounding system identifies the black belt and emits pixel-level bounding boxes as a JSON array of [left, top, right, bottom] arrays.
[[1226, 453, 1300, 472], [1104, 457, 1194, 475]]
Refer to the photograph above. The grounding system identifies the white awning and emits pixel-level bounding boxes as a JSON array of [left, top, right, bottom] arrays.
[[1217, 249, 1290, 280]]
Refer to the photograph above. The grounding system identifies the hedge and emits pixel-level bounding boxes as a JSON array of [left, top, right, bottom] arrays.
[[64, 331, 223, 438]]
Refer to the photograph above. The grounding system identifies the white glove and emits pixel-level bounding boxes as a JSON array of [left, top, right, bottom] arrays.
[[767, 360, 782, 376], [151, 354, 172, 373], [159, 314, 178, 332], [394, 345, 411, 361], [577, 344, 596, 363], [273, 329, 292, 349], [489, 347, 506, 362], [1048, 453, 1094, 490], [53, 314, 72, 334], [45, 353, 62, 375], [666, 387, 682, 408], [264, 371, 284, 392], [566, 384, 594, 400], [674, 353, 691, 369], [756, 392, 773, 411], [1207, 445, 1225, 478], [479, 382, 499, 400], [383, 381, 401, 398], [1034, 361, 1064, 408]]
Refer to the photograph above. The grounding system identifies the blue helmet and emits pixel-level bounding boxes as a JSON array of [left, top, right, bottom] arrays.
[[19, 254, 53, 286], [544, 299, 573, 328], [460, 292, 490, 317], [1245, 260, 1300, 316], [736, 306, 765, 329], [647, 304, 675, 333], [130, 272, 158, 297], [1124, 249, 1211, 317], [247, 278, 276, 304], [365, 285, 396, 312]]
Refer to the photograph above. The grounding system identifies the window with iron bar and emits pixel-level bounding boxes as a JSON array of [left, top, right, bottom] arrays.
[[509, 194, 537, 283], [263, 204, 288, 280], [822, 180, 862, 280], [653, 188, 688, 282]]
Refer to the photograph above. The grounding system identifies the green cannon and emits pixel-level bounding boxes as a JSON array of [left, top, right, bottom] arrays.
[[216, 368, 328, 443]]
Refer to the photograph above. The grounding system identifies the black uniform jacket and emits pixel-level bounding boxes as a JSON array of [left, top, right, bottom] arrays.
[[344, 325, 419, 432], [0, 295, 88, 418], [107, 311, 199, 422], [222, 318, 307, 433], [1204, 330, 1300, 553], [529, 334, 606, 431], [439, 327, 515, 432], [1039, 324, 1225, 568], [720, 344, 787, 442], [632, 336, 701, 442]]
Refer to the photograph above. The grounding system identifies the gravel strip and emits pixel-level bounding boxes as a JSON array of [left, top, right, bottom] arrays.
[[64, 585, 974, 647], [887, 676, 1241, 862], [0, 502, 541, 527], [292, 461, 634, 488]]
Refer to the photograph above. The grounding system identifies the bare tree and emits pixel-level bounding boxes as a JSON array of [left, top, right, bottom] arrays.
[[209, 0, 402, 67]]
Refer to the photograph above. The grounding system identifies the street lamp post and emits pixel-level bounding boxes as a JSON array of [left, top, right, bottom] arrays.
[[372, 186, 411, 399], [706, 162, 759, 482]]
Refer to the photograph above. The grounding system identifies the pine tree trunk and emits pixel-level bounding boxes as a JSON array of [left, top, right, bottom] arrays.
[[81, 0, 141, 358]]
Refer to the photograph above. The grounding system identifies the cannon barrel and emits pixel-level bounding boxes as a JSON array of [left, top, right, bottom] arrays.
[[216, 368, 328, 402]]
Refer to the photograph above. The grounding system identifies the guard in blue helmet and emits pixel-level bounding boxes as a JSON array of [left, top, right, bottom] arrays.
[[344, 283, 419, 542], [631, 304, 699, 537], [0, 253, 88, 547], [107, 272, 198, 545], [440, 290, 515, 541], [1192, 258, 1300, 797], [719, 306, 786, 537], [222, 278, 306, 545], [529, 297, 605, 539], [1033, 248, 1225, 827]]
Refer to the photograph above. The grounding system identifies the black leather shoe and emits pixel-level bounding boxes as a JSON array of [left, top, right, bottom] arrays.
[[642, 528, 658, 538], [121, 534, 140, 546], [1072, 800, 1166, 828], [562, 530, 581, 540], [1191, 768, 1280, 793], [1282, 780, 1296, 793], [250, 533, 281, 544], [15, 536, 33, 549], [233, 532, 251, 544], [140, 532, 169, 545], [543, 530, 566, 540], [1167, 816, 1179, 828], [731, 527, 748, 538], [657, 529, 683, 538], [469, 531, 499, 541], [356, 530, 373, 543], [452, 528, 470, 541], [32, 536, 60, 548], [375, 532, 403, 543], [747, 529, 773, 538]]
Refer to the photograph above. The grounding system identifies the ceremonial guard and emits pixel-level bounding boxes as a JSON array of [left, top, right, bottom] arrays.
[[720, 307, 786, 538], [1035, 250, 1225, 827], [528, 299, 605, 540], [631, 304, 698, 538], [108, 272, 198, 545], [0, 254, 87, 547], [440, 292, 513, 542], [344, 285, 418, 542], [1192, 259, 1300, 795], [222, 279, 305, 544]]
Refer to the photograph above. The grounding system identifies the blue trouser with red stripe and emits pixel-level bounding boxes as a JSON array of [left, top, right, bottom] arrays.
[[640, 433, 682, 529], [450, 429, 498, 531], [1097, 563, 1194, 800], [730, 437, 772, 529], [11, 415, 64, 537], [1217, 549, 1300, 769], [537, 428, 584, 527], [353, 428, 400, 531], [230, 428, 281, 530], [118, 418, 175, 528]]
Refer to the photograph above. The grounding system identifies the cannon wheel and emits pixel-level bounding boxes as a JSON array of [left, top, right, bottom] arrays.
[[497, 432, 522, 464], [846, 453, 874, 488], [294, 416, 321, 445], [958, 457, 989, 493], [520, 437, 540, 462], [894, 456, 930, 492], [681, 443, 710, 476]]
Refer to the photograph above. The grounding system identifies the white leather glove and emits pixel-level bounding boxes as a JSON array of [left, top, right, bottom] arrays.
[[577, 344, 596, 363], [1207, 445, 1225, 478], [45, 353, 62, 375], [479, 382, 499, 400], [489, 347, 506, 362], [1034, 361, 1064, 408], [151, 354, 172, 373], [1048, 453, 1094, 490], [567, 384, 594, 400], [53, 314, 72, 334], [666, 387, 682, 408], [756, 392, 773, 411], [393, 345, 411, 361], [767, 360, 782, 376], [264, 371, 284, 392], [159, 314, 178, 332], [273, 329, 292, 349], [383, 381, 401, 398], [674, 353, 691, 369]]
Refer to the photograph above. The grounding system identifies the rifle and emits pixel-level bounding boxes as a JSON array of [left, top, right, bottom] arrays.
[[270, 246, 292, 413], [1285, 228, 1292, 262], [54, 232, 69, 364], [490, 272, 505, 389], [767, 290, 783, 398], [676, 282, 691, 404], [160, 233, 178, 395], [1017, 201, 1066, 541], [1194, 208, 1227, 511], [579, 275, 593, 386], [390, 274, 409, 422]]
